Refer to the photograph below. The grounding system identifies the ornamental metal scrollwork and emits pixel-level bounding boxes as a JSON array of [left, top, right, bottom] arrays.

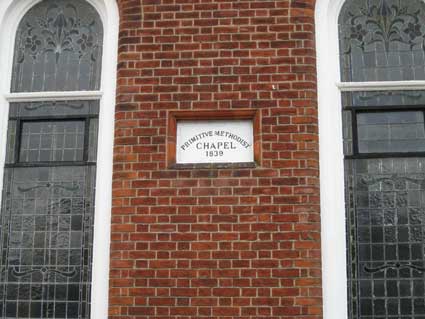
[[16, 2, 101, 64], [342, 0, 425, 52]]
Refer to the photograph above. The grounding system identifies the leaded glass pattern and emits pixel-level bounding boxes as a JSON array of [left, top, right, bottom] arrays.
[[343, 89, 425, 318], [342, 91, 425, 108], [343, 110, 354, 156], [0, 101, 99, 318], [339, 0, 425, 82], [0, 166, 96, 318], [356, 111, 425, 154], [19, 121, 85, 163], [11, 0, 103, 92], [5, 101, 99, 166], [9, 101, 100, 119], [346, 158, 425, 318], [340, 1, 425, 317], [3, 0, 102, 317]]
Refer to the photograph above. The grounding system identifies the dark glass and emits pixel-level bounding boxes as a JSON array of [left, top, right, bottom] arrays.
[[356, 111, 425, 153], [88, 119, 99, 162], [343, 90, 425, 316], [11, 0, 103, 92], [19, 120, 85, 162], [0, 101, 98, 318], [9, 101, 99, 118], [346, 158, 425, 318], [342, 91, 425, 108], [0, 166, 96, 319], [339, 0, 425, 82], [5, 101, 100, 165], [343, 111, 353, 155]]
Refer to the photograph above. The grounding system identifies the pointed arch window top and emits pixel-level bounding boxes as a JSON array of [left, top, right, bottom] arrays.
[[12, 0, 103, 92], [339, 0, 425, 82]]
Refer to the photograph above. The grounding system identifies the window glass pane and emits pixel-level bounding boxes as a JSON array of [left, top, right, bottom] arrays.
[[0, 166, 96, 318], [5, 121, 17, 164], [9, 101, 99, 118], [343, 111, 353, 156], [5, 101, 100, 165], [340, 1, 425, 318], [11, 0, 103, 92], [2, 0, 103, 316], [342, 91, 425, 108], [357, 111, 425, 153], [19, 121, 85, 163], [345, 158, 425, 318], [87, 119, 98, 162], [0, 100, 99, 317], [339, 0, 425, 82]]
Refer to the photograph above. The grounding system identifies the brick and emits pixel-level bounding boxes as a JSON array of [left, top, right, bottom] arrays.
[[110, 0, 321, 318]]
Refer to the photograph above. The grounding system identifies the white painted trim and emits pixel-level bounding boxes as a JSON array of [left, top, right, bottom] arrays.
[[315, 0, 352, 319], [89, 1, 119, 318], [316, 1, 425, 319], [0, 1, 119, 319], [5, 91, 103, 102], [337, 80, 425, 91]]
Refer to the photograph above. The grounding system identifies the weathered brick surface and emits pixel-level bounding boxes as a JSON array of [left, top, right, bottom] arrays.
[[110, 0, 321, 318]]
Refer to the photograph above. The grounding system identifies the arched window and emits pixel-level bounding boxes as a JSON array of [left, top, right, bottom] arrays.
[[340, 1, 425, 318], [339, 0, 425, 83], [12, 0, 103, 92], [0, 0, 118, 318], [317, 0, 425, 318]]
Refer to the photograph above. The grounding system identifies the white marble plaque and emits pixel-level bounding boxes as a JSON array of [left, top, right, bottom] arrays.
[[176, 120, 254, 164]]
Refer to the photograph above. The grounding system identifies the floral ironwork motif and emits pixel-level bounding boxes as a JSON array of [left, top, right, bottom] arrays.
[[342, 0, 425, 52], [16, 2, 101, 63]]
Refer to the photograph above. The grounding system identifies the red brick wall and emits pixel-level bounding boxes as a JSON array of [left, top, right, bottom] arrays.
[[109, 0, 322, 318]]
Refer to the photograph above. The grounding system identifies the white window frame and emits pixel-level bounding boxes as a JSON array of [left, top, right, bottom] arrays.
[[316, 0, 425, 318], [0, 0, 119, 318]]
